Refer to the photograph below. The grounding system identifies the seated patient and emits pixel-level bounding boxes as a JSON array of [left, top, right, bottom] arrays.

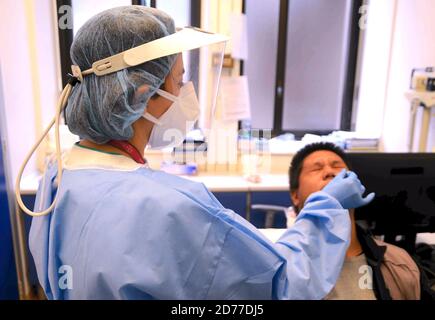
[[288, 142, 421, 300]]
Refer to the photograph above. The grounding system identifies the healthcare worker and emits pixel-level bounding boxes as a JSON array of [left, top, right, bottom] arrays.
[[16, 6, 374, 300]]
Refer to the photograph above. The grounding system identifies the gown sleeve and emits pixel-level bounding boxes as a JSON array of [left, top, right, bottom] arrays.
[[205, 191, 350, 300]]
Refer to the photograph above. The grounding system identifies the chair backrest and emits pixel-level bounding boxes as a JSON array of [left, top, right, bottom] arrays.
[[251, 204, 293, 229]]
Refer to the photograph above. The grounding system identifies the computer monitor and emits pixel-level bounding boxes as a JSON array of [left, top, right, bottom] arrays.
[[348, 153, 435, 252]]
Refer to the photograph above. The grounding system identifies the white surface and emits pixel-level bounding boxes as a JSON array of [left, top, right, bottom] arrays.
[[258, 229, 287, 243], [183, 175, 249, 192], [183, 174, 289, 192], [247, 174, 289, 192], [268, 138, 306, 155], [20, 171, 41, 195], [416, 233, 435, 245]]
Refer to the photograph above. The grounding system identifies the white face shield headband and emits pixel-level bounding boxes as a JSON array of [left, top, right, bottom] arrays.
[[16, 27, 229, 217]]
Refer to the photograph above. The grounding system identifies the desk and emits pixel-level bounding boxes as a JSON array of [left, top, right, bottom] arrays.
[[182, 174, 289, 192], [258, 229, 287, 242], [20, 171, 41, 195]]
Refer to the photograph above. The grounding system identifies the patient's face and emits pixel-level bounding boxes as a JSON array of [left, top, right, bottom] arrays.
[[291, 150, 348, 212]]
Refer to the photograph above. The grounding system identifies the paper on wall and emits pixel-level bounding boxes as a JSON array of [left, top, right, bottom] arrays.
[[219, 75, 251, 122]]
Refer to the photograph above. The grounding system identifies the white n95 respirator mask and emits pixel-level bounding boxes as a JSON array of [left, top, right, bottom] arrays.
[[142, 81, 200, 149]]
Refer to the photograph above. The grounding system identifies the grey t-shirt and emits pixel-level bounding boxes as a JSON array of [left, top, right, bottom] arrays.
[[325, 254, 377, 300]]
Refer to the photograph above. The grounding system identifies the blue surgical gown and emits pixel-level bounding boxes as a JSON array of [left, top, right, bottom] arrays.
[[29, 145, 350, 300]]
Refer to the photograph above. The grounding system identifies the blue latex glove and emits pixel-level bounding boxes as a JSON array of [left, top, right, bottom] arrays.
[[322, 169, 375, 209]]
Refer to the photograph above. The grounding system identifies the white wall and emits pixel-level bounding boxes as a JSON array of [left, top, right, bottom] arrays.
[[0, 0, 59, 182], [0, 1, 34, 181], [357, 0, 435, 152], [0, 0, 60, 179], [355, 0, 397, 138], [382, 0, 435, 152], [156, 0, 191, 28], [72, 0, 131, 35]]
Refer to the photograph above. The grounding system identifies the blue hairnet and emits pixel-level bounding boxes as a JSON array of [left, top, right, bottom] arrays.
[[66, 6, 177, 144]]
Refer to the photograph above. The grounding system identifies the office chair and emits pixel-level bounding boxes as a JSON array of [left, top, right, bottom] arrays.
[[250, 204, 295, 229]]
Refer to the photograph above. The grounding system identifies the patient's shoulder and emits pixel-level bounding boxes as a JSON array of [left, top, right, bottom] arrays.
[[374, 238, 421, 299], [374, 239, 418, 271]]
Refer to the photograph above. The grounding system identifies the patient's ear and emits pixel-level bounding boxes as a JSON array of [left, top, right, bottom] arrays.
[[290, 190, 300, 210]]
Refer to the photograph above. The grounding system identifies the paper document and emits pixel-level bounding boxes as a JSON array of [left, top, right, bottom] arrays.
[[220, 75, 251, 122]]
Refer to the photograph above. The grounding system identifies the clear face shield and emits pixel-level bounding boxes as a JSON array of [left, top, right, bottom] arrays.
[[141, 31, 226, 150], [182, 38, 226, 132], [15, 27, 229, 217]]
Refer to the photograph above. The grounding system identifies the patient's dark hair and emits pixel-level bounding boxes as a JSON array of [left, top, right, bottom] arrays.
[[289, 142, 351, 192]]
